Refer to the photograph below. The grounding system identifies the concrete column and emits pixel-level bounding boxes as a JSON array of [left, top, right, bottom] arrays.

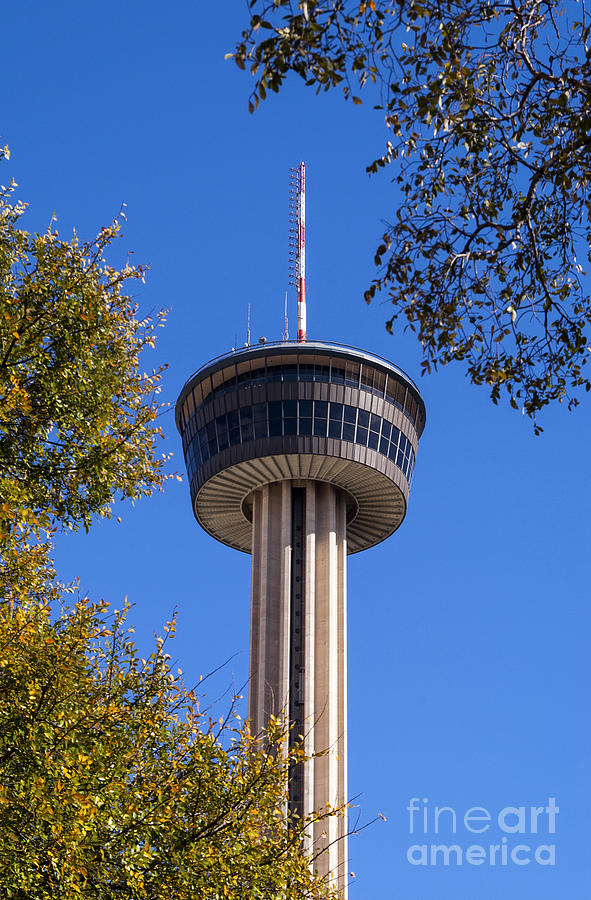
[[249, 482, 291, 727], [311, 482, 347, 895], [249, 479, 348, 897]]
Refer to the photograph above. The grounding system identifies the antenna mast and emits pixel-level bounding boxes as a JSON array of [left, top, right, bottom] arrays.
[[289, 162, 307, 342]]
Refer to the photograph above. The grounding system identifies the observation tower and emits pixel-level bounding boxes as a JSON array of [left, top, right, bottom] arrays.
[[175, 166, 426, 896]]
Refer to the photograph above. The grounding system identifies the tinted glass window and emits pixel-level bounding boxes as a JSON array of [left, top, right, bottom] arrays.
[[358, 409, 369, 429], [217, 417, 229, 450], [360, 368, 373, 389], [405, 394, 418, 423], [253, 403, 267, 438], [345, 363, 359, 387], [254, 419, 267, 438]]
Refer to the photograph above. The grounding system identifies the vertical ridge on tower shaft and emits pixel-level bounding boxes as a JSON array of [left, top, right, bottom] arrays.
[[288, 486, 306, 820]]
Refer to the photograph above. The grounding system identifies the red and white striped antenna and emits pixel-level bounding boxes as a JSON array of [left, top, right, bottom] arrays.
[[288, 162, 307, 342]]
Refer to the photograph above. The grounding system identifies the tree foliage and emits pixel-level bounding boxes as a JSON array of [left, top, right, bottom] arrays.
[[0, 147, 168, 547], [0, 597, 338, 899], [235, 0, 591, 426]]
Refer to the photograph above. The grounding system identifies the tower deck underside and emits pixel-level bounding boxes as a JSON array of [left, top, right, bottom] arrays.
[[250, 480, 348, 895], [194, 450, 406, 554]]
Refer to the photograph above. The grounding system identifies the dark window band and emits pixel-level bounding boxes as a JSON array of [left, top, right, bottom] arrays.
[[185, 399, 415, 486]]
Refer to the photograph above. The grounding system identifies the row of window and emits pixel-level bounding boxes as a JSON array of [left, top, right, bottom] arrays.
[[209, 362, 392, 399], [180, 360, 422, 430], [185, 400, 415, 485]]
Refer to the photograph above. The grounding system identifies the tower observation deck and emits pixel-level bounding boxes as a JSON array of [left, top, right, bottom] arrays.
[[176, 339, 426, 895]]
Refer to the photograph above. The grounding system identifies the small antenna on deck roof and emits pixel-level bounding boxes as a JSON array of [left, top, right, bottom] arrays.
[[288, 162, 306, 342], [283, 291, 289, 341], [246, 303, 251, 347]]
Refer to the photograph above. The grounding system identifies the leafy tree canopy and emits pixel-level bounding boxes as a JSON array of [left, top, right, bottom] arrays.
[[0, 596, 338, 899], [234, 0, 591, 428], [0, 145, 168, 549]]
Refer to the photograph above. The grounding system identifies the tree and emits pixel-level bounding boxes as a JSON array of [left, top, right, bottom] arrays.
[[234, 0, 591, 428], [0, 142, 170, 619], [0, 595, 339, 899], [0, 143, 168, 550]]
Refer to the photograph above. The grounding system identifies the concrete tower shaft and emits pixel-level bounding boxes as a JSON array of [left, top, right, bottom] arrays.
[[249, 480, 348, 882], [176, 341, 426, 896]]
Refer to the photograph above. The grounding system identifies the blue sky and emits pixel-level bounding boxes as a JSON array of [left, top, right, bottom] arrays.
[[3, 2, 590, 897]]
